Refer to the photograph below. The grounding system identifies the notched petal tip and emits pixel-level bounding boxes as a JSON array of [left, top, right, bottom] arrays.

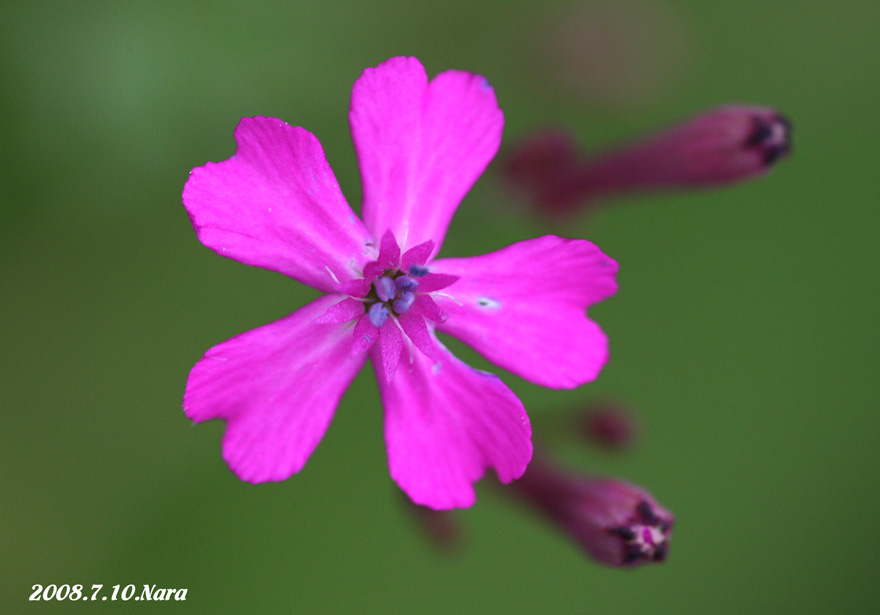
[[351, 55, 503, 256], [185, 296, 367, 486], [430, 235, 616, 388], [182, 115, 371, 292], [379, 339, 532, 510]]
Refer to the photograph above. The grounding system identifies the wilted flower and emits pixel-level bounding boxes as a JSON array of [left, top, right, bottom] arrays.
[[182, 57, 618, 509], [511, 453, 673, 567], [505, 105, 791, 215]]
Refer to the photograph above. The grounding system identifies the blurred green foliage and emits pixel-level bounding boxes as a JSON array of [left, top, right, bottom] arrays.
[[2, 0, 878, 612]]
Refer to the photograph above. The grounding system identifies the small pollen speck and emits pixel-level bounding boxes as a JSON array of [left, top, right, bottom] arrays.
[[477, 297, 501, 309]]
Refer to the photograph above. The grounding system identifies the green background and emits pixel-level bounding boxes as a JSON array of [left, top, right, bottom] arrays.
[[2, 0, 878, 612]]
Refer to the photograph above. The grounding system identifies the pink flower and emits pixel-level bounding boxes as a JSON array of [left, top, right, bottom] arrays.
[[182, 57, 618, 509]]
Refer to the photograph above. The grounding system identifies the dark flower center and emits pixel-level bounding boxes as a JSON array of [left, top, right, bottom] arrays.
[[609, 500, 671, 563]]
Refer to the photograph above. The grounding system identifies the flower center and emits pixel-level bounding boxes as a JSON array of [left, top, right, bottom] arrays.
[[610, 500, 672, 563], [366, 271, 421, 327]]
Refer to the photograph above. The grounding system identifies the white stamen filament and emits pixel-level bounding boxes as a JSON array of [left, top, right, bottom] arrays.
[[431, 291, 462, 306], [325, 266, 340, 285]]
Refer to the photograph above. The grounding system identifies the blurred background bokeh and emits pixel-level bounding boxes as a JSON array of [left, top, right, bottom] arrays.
[[2, 0, 878, 612]]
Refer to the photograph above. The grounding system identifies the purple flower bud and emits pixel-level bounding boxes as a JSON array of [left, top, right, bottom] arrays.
[[581, 402, 639, 450], [510, 454, 673, 567], [375, 275, 396, 302], [504, 130, 583, 212], [505, 105, 791, 214], [399, 491, 463, 552]]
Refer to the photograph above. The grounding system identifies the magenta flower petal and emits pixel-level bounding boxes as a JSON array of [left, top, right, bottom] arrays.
[[432, 235, 618, 389], [315, 297, 365, 324], [416, 272, 460, 293], [351, 313, 379, 356], [411, 294, 448, 324], [350, 56, 504, 254], [376, 337, 533, 509], [363, 229, 402, 280], [376, 229, 402, 269], [183, 295, 366, 482], [183, 116, 373, 293], [377, 318, 404, 384], [339, 278, 372, 298], [400, 240, 435, 270], [398, 311, 436, 360]]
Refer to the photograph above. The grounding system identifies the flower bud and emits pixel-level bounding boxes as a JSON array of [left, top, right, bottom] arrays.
[[505, 105, 791, 214], [580, 402, 639, 450], [511, 454, 673, 567], [400, 492, 462, 552]]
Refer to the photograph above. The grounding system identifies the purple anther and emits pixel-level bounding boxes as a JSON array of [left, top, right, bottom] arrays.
[[375, 275, 396, 302], [393, 291, 416, 314], [395, 275, 419, 292], [368, 302, 389, 328], [409, 264, 429, 277]]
